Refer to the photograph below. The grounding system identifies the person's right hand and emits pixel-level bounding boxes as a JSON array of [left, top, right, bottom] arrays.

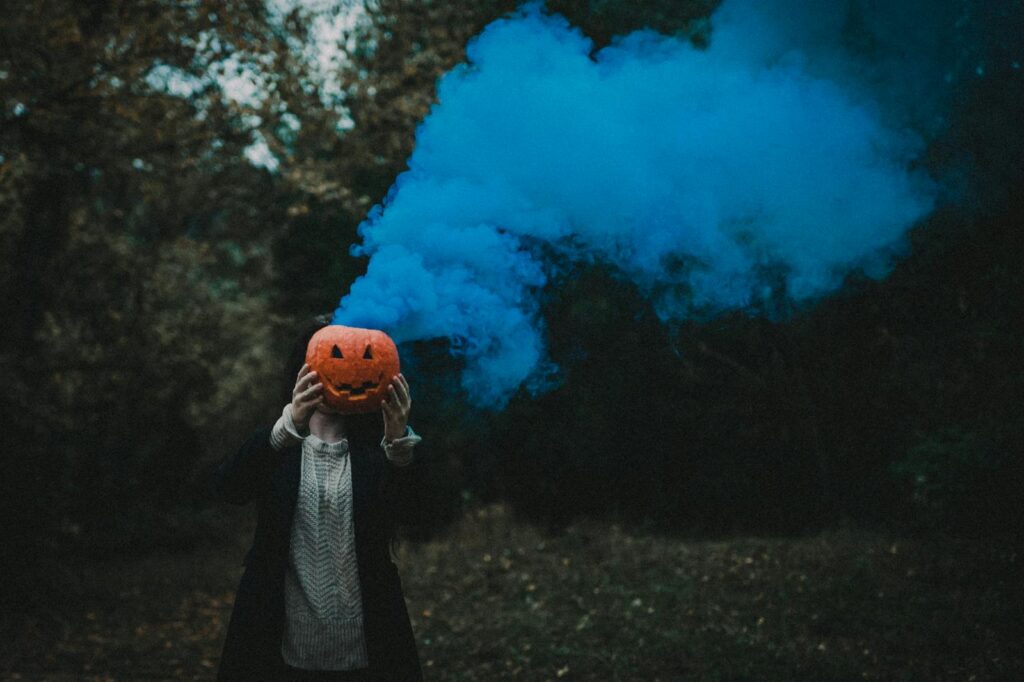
[[290, 363, 323, 431]]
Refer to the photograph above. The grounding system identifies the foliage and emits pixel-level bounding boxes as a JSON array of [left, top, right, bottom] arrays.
[[270, 0, 523, 315], [546, 0, 718, 46], [0, 0, 293, 605], [1, 0, 1023, 626], [891, 427, 1022, 535]]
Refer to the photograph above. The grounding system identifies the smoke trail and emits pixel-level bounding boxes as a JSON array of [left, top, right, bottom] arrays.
[[333, 1, 939, 408]]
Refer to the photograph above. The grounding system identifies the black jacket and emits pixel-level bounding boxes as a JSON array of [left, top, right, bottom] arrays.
[[212, 426, 425, 681]]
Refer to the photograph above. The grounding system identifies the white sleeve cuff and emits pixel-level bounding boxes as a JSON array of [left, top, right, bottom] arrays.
[[270, 404, 306, 451], [381, 424, 422, 466]]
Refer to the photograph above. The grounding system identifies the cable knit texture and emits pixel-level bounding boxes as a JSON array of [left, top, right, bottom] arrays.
[[267, 404, 419, 671], [282, 434, 367, 670]]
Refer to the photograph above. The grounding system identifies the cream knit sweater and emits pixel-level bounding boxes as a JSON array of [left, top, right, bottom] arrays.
[[268, 404, 421, 670]]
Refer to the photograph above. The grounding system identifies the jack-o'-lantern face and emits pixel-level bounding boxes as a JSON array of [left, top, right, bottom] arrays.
[[305, 325, 400, 413]]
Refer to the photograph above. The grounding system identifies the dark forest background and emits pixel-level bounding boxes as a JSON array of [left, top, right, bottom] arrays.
[[1, 0, 1022, 631]]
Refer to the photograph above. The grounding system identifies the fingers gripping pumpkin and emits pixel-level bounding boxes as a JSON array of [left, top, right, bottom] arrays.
[[305, 325, 400, 413]]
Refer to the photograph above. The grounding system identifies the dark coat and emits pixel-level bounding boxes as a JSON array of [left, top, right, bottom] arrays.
[[212, 425, 425, 681]]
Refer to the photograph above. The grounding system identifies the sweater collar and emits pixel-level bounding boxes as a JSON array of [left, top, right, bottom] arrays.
[[304, 433, 349, 455]]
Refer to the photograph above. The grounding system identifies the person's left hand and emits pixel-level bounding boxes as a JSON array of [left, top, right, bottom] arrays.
[[382, 373, 412, 442]]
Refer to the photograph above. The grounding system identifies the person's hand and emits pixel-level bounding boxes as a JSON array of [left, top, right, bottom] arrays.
[[382, 373, 412, 442], [291, 363, 323, 431]]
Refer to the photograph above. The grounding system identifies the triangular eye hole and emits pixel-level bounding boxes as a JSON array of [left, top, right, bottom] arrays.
[[331, 345, 343, 359], [363, 344, 373, 360]]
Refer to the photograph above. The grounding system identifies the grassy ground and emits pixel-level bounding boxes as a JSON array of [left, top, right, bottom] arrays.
[[3, 504, 1021, 681]]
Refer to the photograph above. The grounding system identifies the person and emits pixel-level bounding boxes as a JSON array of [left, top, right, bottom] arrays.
[[212, 317, 426, 681]]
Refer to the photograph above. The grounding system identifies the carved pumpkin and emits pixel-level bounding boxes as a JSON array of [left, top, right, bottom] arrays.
[[305, 325, 400, 413]]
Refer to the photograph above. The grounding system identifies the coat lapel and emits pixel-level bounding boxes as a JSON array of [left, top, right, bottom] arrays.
[[271, 444, 303, 568]]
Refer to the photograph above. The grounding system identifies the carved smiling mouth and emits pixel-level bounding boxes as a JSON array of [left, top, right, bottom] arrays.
[[334, 378, 381, 398]]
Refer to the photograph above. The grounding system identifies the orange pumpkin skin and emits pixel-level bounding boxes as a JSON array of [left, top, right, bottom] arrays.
[[305, 325, 400, 414]]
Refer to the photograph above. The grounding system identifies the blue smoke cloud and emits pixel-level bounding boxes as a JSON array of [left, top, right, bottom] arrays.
[[333, 1, 938, 408]]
